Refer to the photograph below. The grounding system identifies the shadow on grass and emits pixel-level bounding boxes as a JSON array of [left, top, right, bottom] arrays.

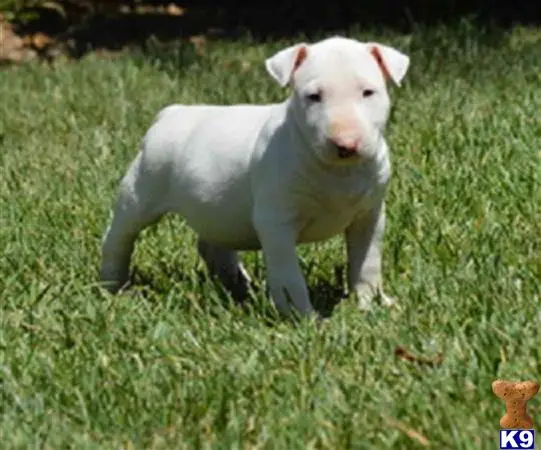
[[128, 260, 346, 323]]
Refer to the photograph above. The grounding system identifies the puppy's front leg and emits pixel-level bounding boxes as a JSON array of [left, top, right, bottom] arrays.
[[345, 202, 395, 310], [253, 213, 315, 317]]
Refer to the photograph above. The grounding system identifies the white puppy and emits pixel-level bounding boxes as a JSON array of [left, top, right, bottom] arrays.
[[99, 36, 410, 317]]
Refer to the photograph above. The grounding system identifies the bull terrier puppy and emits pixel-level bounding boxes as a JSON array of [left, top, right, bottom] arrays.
[[99, 36, 410, 317]]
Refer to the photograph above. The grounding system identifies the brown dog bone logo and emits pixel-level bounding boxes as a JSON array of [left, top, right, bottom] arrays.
[[492, 380, 540, 429]]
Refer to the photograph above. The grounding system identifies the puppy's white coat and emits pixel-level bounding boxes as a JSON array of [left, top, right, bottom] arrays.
[[100, 36, 410, 316]]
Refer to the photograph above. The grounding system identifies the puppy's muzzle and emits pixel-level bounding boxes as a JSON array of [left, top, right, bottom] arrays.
[[331, 136, 360, 159]]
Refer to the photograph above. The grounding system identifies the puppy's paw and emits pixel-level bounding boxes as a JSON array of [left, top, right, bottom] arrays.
[[379, 291, 397, 307], [99, 277, 130, 295], [356, 287, 376, 311], [355, 286, 397, 311], [99, 266, 130, 294]]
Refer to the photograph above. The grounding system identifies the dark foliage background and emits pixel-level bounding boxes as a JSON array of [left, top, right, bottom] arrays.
[[1, 0, 540, 64]]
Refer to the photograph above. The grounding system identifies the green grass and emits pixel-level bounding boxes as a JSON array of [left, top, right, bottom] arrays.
[[1, 22, 541, 449]]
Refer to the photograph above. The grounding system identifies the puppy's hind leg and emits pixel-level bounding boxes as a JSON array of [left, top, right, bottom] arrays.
[[197, 239, 252, 302], [100, 155, 164, 293]]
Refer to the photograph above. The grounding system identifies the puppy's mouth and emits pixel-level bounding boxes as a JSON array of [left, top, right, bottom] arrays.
[[336, 145, 358, 159]]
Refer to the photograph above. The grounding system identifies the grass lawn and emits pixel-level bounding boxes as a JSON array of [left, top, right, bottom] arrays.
[[1, 22, 540, 449]]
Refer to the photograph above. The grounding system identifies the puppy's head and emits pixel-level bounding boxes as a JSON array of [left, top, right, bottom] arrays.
[[265, 36, 409, 165]]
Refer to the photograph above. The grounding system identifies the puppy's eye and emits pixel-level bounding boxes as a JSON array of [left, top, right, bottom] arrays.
[[306, 92, 322, 102], [362, 89, 375, 98]]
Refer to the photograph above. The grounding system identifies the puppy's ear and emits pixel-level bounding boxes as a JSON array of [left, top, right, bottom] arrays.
[[367, 43, 410, 87], [265, 43, 308, 87]]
